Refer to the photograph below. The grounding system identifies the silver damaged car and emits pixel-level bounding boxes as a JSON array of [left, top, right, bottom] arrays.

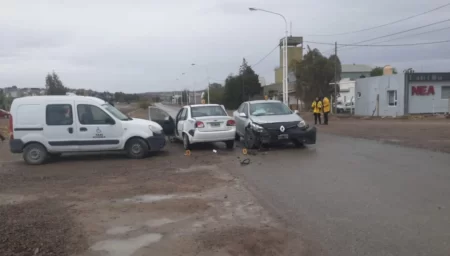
[[233, 100, 317, 149]]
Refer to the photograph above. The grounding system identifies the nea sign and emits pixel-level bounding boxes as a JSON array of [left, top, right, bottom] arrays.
[[412, 85, 435, 96]]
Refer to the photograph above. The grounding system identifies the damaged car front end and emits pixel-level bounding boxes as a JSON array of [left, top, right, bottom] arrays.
[[244, 119, 316, 149]]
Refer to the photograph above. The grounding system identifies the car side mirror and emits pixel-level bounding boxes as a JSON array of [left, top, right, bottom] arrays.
[[105, 117, 115, 125], [294, 110, 299, 114], [239, 112, 247, 118]]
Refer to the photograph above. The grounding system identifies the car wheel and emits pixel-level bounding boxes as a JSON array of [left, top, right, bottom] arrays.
[[244, 129, 260, 149], [235, 132, 240, 141], [126, 138, 148, 159], [225, 140, 234, 149], [23, 143, 48, 165], [183, 134, 191, 150]]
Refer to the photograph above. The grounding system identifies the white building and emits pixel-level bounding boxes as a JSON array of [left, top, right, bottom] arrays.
[[336, 78, 355, 104], [355, 72, 450, 116]]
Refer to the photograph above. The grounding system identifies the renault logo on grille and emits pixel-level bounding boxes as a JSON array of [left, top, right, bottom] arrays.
[[280, 125, 285, 132]]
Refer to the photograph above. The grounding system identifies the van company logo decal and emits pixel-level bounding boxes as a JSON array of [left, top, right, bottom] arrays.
[[93, 127, 105, 138]]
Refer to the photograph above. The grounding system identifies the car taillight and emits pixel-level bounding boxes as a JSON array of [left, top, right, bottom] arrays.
[[226, 120, 236, 126], [195, 121, 205, 128], [8, 115, 13, 140]]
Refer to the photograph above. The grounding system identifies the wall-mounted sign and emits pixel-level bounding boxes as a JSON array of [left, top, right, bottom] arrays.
[[411, 85, 435, 96], [408, 73, 450, 82]]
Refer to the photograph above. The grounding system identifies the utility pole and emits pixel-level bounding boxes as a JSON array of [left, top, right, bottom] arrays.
[[334, 41, 337, 114]]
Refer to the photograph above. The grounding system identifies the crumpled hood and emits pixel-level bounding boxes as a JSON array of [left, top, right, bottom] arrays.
[[250, 114, 302, 124], [122, 118, 163, 130]]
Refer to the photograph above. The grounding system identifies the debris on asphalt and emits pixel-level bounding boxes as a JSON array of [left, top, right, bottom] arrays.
[[240, 158, 251, 166], [212, 149, 217, 153], [185, 150, 191, 156]]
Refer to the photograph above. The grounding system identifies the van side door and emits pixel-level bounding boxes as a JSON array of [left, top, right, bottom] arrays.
[[75, 103, 123, 151], [44, 101, 79, 152]]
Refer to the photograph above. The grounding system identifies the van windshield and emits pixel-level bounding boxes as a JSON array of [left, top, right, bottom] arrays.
[[103, 104, 131, 121]]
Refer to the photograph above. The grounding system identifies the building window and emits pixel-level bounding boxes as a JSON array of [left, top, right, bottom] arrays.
[[442, 86, 450, 99], [387, 90, 397, 106]]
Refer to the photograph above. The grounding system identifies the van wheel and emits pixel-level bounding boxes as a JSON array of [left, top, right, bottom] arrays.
[[126, 138, 148, 159], [23, 143, 48, 165], [183, 134, 191, 150]]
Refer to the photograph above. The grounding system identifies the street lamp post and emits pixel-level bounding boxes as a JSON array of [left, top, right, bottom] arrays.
[[191, 63, 210, 104], [249, 7, 288, 105]]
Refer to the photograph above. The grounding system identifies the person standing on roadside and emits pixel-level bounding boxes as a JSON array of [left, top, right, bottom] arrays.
[[311, 97, 322, 125], [322, 96, 330, 125]]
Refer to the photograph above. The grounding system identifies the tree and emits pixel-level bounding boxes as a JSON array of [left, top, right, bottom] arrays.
[[202, 83, 224, 104], [370, 66, 398, 77], [222, 59, 262, 109], [45, 71, 67, 95], [181, 90, 189, 105], [292, 46, 342, 107]]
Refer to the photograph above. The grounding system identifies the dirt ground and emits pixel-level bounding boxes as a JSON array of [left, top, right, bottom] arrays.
[[0, 107, 304, 256], [301, 113, 450, 153]]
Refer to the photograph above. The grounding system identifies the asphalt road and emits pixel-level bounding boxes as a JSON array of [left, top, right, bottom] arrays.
[[156, 103, 450, 256]]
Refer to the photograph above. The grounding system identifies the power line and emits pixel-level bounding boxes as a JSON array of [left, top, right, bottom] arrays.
[[340, 18, 450, 48], [250, 44, 279, 67], [304, 2, 450, 36], [304, 39, 450, 47], [338, 26, 450, 52]]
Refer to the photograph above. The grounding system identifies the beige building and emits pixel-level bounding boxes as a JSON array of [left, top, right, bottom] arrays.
[[263, 36, 303, 108], [274, 36, 303, 84]]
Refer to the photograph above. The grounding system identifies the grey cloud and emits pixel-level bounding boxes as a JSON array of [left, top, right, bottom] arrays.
[[2, 0, 450, 92]]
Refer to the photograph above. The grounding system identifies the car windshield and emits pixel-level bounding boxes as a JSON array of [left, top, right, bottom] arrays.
[[250, 102, 292, 116], [103, 104, 131, 121], [191, 106, 227, 117]]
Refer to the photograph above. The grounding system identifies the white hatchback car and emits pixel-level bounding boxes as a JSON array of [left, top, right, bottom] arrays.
[[148, 104, 236, 150]]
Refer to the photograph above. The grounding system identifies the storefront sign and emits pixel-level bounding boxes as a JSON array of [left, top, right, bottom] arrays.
[[408, 73, 450, 82], [411, 85, 435, 96]]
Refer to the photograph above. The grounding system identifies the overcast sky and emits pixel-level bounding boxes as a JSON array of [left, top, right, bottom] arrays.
[[1, 0, 450, 93]]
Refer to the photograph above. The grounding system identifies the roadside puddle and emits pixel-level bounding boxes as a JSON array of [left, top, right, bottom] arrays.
[[90, 233, 162, 256]]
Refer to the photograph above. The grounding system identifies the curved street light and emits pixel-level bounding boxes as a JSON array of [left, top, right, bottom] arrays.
[[249, 7, 289, 105]]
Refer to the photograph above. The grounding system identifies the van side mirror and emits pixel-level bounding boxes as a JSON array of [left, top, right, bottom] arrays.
[[239, 112, 247, 118]]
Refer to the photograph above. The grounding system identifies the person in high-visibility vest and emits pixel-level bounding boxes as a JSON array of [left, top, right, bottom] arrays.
[[311, 97, 322, 125], [322, 96, 330, 125]]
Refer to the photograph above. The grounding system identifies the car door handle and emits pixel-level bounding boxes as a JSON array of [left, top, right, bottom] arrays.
[[68, 127, 73, 134], [80, 127, 87, 132]]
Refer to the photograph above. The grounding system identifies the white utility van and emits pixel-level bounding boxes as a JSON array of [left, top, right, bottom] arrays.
[[8, 95, 165, 165]]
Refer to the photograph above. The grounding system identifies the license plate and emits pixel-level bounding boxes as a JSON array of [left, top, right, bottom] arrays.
[[278, 134, 289, 139], [209, 122, 220, 127]]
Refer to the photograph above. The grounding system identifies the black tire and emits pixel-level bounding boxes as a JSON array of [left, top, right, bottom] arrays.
[[23, 143, 48, 165], [125, 138, 148, 159], [244, 129, 260, 149], [235, 133, 240, 141], [183, 134, 191, 150], [225, 140, 234, 149]]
